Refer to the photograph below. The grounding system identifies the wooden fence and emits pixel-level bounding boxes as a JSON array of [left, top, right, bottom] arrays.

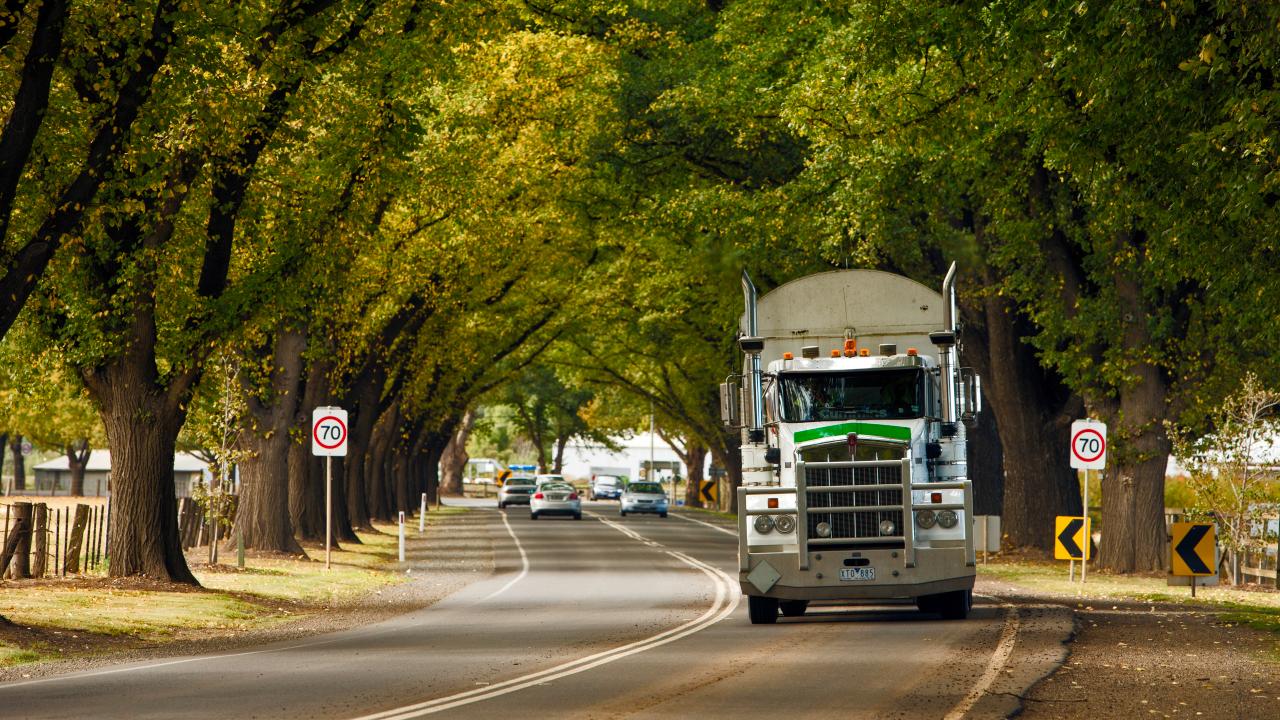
[[0, 495, 237, 578]]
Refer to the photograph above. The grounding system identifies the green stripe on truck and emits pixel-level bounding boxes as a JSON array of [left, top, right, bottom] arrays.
[[793, 421, 912, 443]]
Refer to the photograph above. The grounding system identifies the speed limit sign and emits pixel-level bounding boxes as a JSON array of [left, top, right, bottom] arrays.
[[312, 407, 348, 457], [1070, 419, 1107, 470]]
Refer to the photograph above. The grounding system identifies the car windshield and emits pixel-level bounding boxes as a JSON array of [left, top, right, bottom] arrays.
[[627, 483, 663, 494], [542, 483, 574, 493], [507, 478, 535, 487], [596, 477, 618, 485], [778, 369, 923, 421]]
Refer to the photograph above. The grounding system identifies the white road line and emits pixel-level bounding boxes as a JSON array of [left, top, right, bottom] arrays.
[[478, 510, 529, 602], [349, 518, 740, 720], [671, 510, 737, 537], [943, 599, 1021, 720]]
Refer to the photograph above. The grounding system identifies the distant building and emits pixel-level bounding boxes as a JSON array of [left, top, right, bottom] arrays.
[[560, 432, 709, 483], [28, 450, 210, 497]]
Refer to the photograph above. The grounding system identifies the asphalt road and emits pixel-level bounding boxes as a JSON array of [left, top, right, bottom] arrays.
[[0, 499, 1046, 719]]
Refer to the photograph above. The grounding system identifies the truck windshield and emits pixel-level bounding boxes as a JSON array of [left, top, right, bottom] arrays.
[[778, 369, 923, 421]]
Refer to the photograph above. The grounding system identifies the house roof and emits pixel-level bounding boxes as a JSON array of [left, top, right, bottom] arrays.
[[34, 450, 209, 473]]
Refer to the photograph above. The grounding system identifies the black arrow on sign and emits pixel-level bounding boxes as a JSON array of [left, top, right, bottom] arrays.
[[1175, 524, 1212, 574], [699, 481, 715, 503], [1057, 518, 1084, 559]]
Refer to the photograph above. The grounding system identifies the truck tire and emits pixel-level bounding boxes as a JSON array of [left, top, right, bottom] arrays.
[[620, 511, 627, 517], [779, 600, 809, 617], [574, 513, 582, 520], [747, 596, 779, 625], [530, 512, 538, 520], [939, 589, 972, 620], [918, 589, 971, 620]]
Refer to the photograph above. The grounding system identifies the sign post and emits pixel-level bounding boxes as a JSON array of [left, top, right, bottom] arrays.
[[1069, 419, 1107, 585], [312, 407, 348, 570]]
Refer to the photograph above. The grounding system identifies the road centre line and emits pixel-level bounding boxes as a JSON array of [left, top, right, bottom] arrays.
[[478, 510, 529, 602], [348, 517, 740, 720], [943, 599, 1020, 720]]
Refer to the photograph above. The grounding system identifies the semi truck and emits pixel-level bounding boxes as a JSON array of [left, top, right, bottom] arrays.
[[722, 265, 981, 624]]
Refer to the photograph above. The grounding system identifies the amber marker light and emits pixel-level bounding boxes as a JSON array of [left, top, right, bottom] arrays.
[[906, 347, 918, 356]]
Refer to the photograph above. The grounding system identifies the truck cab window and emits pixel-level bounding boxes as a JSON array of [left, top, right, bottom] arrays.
[[778, 369, 924, 422]]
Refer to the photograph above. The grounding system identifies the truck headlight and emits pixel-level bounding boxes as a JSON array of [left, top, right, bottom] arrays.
[[915, 509, 937, 529], [879, 519, 897, 536], [774, 515, 796, 534], [815, 521, 831, 538], [937, 509, 958, 528], [753, 514, 775, 534]]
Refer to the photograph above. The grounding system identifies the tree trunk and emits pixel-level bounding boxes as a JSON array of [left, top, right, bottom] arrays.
[[8, 435, 24, 493], [439, 412, 473, 497], [365, 405, 398, 522], [291, 357, 348, 542], [968, 276, 1083, 550], [682, 442, 708, 509], [1097, 271, 1171, 572], [66, 442, 90, 496], [0, 432, 7, 493], [553, 434, 569, 473], [231, 327, 305, 554], [343, 371, 380, 530], [710, 430, 742, 514], [31, 503, 47, 577], [423, 432, 450, 504], [6, 502, 31, 578]]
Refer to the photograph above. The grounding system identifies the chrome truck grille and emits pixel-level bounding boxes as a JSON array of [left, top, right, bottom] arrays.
[[798, 459, 910, 551]]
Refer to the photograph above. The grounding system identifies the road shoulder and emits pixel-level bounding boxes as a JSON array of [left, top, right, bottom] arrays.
[[0, 507, 494, 682]]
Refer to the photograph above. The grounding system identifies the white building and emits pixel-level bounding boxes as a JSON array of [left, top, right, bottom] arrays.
[[560, 432, 711, 483]]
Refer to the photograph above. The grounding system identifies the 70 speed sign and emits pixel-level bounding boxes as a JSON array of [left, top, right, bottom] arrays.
[[1070, 419, 1107, 470], [312, 407, 348, 457]]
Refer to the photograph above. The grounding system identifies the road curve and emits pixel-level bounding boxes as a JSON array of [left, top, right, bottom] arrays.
[[0, 500, 1024, 719]]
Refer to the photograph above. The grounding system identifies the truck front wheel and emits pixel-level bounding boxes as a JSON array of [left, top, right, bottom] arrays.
[[747, 596, 779, 624]]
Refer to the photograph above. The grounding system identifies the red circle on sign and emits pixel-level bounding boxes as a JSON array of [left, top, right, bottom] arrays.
[[1071, 428, 1106, 463], [313, 415, 347, 449]]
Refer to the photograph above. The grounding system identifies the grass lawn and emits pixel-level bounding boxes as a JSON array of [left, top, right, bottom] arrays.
[[979, 558, 1280, 632], [0, 507, 466, 667]]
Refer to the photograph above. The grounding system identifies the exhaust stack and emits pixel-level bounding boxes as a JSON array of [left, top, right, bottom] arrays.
[[937, 262, 958, 424], [741, 271, 765, 442]]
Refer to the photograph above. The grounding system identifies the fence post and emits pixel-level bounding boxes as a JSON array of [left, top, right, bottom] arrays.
[[9, 502, 32, 578], [0, 514, 26, 577], [31, 503, 47, 577], [64, 504, 89, 574]]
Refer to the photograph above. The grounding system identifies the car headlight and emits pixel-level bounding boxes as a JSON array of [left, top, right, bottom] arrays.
[[815, 521, 831, 538], [773, 514, 796, 534], [879, 519, 897, 536], [937, 509, 958, 528], [915, 509, 937, 529], [753, 514, 775, 534]]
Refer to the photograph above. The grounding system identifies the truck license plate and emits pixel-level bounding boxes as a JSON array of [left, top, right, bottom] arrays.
[[838, 567, 875, 581]]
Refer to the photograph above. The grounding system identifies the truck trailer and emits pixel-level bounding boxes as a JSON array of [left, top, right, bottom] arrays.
[[722, 265, 981, 624]]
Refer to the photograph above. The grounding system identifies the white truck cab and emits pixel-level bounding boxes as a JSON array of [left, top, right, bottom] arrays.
[[724, 265, 981, 624]]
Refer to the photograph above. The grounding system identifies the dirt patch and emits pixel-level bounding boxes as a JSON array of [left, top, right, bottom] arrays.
[[975, 576, 1280, 719]]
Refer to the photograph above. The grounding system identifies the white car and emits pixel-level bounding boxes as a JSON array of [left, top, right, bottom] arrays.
[[530, 482, 582, 520], [497, 476, 537, 508], [620, 482, 668, 518]]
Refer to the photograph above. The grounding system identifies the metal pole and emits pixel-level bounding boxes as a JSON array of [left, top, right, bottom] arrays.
[[398, 511, 405, 563], [419, 493, 426, 533], [325, 456, 332, 570], [1081, 468, 1089, 586], [649, 401, 655, 484]]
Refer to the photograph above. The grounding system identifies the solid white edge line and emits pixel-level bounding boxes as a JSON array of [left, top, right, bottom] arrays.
[[942, 598, 1020, 720], [478, 510, 530, 602], [670, 510, 737, 537], [349, 517, 740, 720]]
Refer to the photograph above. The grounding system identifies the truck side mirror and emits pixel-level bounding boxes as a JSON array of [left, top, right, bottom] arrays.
[[720, 380, 742, 427], [957, 368, 982, 423]]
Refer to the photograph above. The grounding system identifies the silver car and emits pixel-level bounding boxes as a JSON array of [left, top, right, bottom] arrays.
[[530, 482, 582, 520], [620, 482, 668, 518], [498, 476, 537, 508]]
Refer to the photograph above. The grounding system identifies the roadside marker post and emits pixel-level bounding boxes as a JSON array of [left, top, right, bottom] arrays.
[[419, 493, 426, 533], [312, 407, 349, 570], [1069, 419, 1107, 586], [398, 511, 406, 563]]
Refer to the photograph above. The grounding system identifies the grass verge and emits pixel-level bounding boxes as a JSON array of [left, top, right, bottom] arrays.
[[0, 507, 466, 667], [980, 558, 1280, 621]]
